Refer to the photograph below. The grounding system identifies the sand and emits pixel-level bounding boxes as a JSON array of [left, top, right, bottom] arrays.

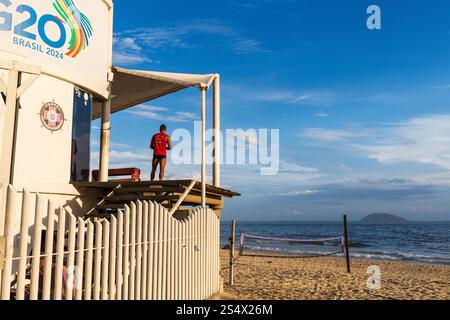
[[219, 250, 450, 300]]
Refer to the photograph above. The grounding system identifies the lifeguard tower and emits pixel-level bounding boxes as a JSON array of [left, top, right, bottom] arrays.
[[0, 0, 238, 300]]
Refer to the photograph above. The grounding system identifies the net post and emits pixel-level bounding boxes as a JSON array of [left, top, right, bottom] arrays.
[[343, 214, 351, 273], [228, 220, 236, 286]]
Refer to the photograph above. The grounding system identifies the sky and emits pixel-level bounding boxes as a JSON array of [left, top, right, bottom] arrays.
[[92, 0, 450, 221]]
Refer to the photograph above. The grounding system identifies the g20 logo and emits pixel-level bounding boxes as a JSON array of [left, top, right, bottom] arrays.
[[0, 0, 93, 58]]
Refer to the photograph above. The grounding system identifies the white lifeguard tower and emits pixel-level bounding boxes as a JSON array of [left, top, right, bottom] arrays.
[[0, 0, 238, 300]]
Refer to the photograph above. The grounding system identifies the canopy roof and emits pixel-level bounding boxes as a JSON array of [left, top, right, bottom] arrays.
[[92, 67, 216, 119]]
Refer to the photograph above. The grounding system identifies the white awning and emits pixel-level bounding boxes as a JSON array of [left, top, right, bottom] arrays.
[[92, 67, 216, 119]]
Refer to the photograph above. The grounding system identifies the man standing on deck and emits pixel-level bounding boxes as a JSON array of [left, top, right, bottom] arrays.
[[150, 124, 172, 181]]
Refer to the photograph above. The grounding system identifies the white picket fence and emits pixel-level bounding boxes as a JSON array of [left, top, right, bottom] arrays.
[[0, 186, 221, 300]]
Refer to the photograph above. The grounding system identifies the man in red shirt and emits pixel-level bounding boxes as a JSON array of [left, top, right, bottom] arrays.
[[150, 124, 172, 181]]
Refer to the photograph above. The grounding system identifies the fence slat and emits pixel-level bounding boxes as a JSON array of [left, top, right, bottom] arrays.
[[185, 217, 189, 300], [116, 211, 124, 300], [173, 219, 179, 300], [172, 213, 177, 299], [185, 215, 189, 301], [0, 186, 17, 300], [179, 219, 183, 300], [212, 212, 215, 294], [192, 210, 197, 300], [147, 202, 155, 300], [216, 214, 220, 292], [156, 204, 163, 300], [152, 204, 158, 300], [213, 213, 217, 293], [76, 218, 86, 300], [194, 210, 199, 299], [65, 213, 77, 300], [198, 210, 203, 299], [201, 209, 205, 299], [213, 213, 217, 292], [203, 209, 206, 299], [211, 211, 214, 297], [198, 209, 202, 299], [53, 207, 66, 300], [202, 209, 206, 299], [178, 219, 183, 300], [185, 214, 189, 300], [93, 221, 103, 300], [178, 218, 182, 300], [101, 219, 110, 300], [167, 213, 172, 300], [84, 221, 94, 300], [211, 210, 214, 295], [189, 213, 194, 300], [196, 210, 200, 299], [206, 210, 210, 297], [191, 210, 196, 300], [169, 216, 175, 300], [29, 194, 45, 300], [128, 202, 136, 300], [181, 218, 186, 300], [185, 216, 189, 300], [135, 201, 142, 300], [206, 210, 210, 298], [122, 205, 130, 300], [109, 215, 117, 300], [16, 189, 31, 300], [141, 201, 149, 300], [42, 200, 55, 300], [161, 205, 168, 300]]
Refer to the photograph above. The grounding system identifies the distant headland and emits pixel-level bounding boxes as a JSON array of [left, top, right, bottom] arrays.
[[360, 213, 409, 224]]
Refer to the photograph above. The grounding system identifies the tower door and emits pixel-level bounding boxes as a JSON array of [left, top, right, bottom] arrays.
[[71, 88, 92, 182]]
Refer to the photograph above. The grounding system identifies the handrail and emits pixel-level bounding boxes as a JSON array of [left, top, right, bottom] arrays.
[[85, 184, 122, 217], [169, 181, 196, 215]]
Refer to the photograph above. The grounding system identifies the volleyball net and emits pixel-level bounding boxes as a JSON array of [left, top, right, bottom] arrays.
[[239, 233, 345, 258]]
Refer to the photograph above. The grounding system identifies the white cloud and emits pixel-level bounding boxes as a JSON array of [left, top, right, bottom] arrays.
[[301, 114, 450, 171], [91, 139, 99, 147], [429, 84, 450, 90], [113, 20, 265, 66], [335, 164, 353, 172], [278, 189, 318, 196], [252, 90, 333, 106], [113, 37, 152, 65], [132, 105, 169, 112], [110, 142, 133, 149], [223, 84, 335, 107], [231, 37, 266, 54], [362, 114, 450, 170], [91, 140, 132, 150], [278, 160, 319, 174], [301, 127, 370, 142], [113, 53, 150, 65], [127, 104, 198, 123], [315, 112, 330, 117], [228, 0, 297, 10]]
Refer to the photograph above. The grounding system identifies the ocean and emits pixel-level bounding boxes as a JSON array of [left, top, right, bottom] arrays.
[[220, 221, 450, 265]]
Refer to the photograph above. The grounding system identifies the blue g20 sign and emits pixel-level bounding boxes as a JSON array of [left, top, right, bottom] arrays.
[[1, 0, 93, 59], [0, 0, 66, 49]]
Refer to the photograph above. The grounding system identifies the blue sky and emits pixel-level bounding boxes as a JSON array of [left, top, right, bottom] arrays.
[[92, 0, 450, 221]]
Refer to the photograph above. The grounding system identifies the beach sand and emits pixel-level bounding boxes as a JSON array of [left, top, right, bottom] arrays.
[[219, 250, 450, 300]]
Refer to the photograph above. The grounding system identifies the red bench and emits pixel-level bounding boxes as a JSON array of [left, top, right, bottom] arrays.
[[92, 168, 141, 182]]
